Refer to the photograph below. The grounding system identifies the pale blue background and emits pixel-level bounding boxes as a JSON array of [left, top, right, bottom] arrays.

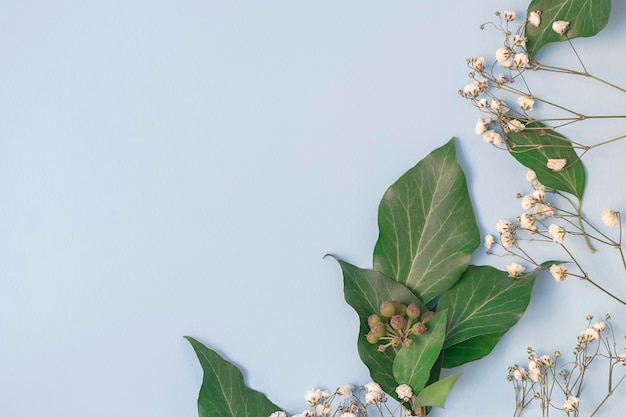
[[3, 1, 626, 416]]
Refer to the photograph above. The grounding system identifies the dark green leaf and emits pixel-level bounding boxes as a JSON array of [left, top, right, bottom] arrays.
[[336, 259, 425, 395], [393, 311, 447, 393], [373, 139, 479, 303], [412, 374, 462, 409], [507, 121, 585, 199], [185, 336, 282, 417], [525, 0, 611, 57], [438, 266, 535, 350], [442, 333, 505, 368]]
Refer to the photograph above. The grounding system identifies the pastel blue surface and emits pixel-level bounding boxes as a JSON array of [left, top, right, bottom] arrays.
[[3, 1, 626, 416]]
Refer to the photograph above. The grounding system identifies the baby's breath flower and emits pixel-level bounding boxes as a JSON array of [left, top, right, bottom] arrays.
[[483, 130, 502, 146], [521, 194, 536, 210], [340, 413, 356, 417], [501, 232, 515, 248], [552, 20, 570, 36], [496, 47, 513, 68], [528, 360, 541, 382], [270, 412, 287, 417], [549, 264, 568, 282], [513, 35, 527, 47], [490, 98, 510, 115], [475, 118, 493, 135], [507, 262, 525, 278], [534, 203, 554, 218], [336, 384, 354, 399], [395, 384, 413, 402], [618, 353, 626, 365], [316, 404, 331, 417], [477, 98, 488, 108], [592, 321, 606, 333], [469, 57, 486, 72], [525, 169, 537, 183], [547, 158, 567, 172], [579, 327, 599, 342], [519, 213, 537, 231], [602, 209, 619, 227], [512, 366, 528, 381], [530, 189, 545, 202], [517, 95, 534, 111], [505, 119, 525, 132], [563, 396, 579, 412], [512, 53, 529, 69], [462, 81, 482, 98], [548, 224, 566, 243], [503, 10, 516, 22], [496, 220, 513, 234], [305, 389, 324, 406], [528, 11, 541, 27], [484, 234, 495, 249]]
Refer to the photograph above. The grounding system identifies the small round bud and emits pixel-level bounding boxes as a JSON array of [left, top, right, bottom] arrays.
[[421, 311, 436, 323], [390, 336, 402, 347], [368, 314, 384, 328], [380, 301, 396, 318], [402, 338, 413, 347], [406, 304, 420, 319], [554, 351, 561, 358], [390, 314, 405, 330], [411, 322, 427, 336], [370, 322, 387, 338], [366, 332, 380, 344], [586, 314, 593, 321], [393, 302, 407, 317]]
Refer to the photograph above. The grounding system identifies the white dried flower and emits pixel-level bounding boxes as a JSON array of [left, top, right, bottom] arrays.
[[484, 234, 495, 249], [477, 98, 489, 108], [364, 382, 382, 393], [528, 360, 541, 382], [496, 47, 513, 68], [547, 158, 567, 171], [602, 209, 619, 227], [513, 35, 527, 47], [528, 11, 541, 27], [503, 10, 516, 22], [618, 353, 626, 365], [462, 81, 481, 98], [534, 203, 554, 218], [340, 413, 356, 417], [496, 220, 513, 234], [490, 98, 510, 115], [548, 224, 566, 243], [549, 264, 568, 282], [563, 396, 579, 412], [305, 389, 324, 406], [579, 327, 599, 342], [506, 119, 525, 132], [519, 213, 537, 231], [507, 262, 525, 278], [316, 404, 331, 417], [530, 189, 545, 202], [395, 384, 413, 402], [517, 95, 534, 111], [336, 385, 354, 399], [483, 130, 502, 146], [512, 366, 527, 381], [471, 57, 486, 72], [525, 169, 537, 182], [501, 232, 515, 248], [513, 53, 529, 69], [521, 194, 536, 210], [592, 321, 606, 333], [552, 20, 570, 36], [475, 118, 493, 135], [270, 412, 287, 417]]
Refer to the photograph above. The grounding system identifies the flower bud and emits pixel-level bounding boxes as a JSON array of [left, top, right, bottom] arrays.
[[411, 322, 427, 336], [368, 314, 384, 328], [390, 314, 405, 330], [402, 338, 413, 347], [380, 301, 396, 318], [369, 322, 386, 338], [366, 332, 380, 344], [421, 311, 436, 323], [393, 302, 407, 317], [406, 304, 420, 319]]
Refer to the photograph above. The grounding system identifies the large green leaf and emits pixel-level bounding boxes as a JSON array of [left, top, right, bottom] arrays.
[[185, 337, 282, 417], [393, 311, 447, 393], [373, 139, 479, 303], [337, 259, 425, 396], [507, 121, 585, 199], [412, 374, 462, 409], [438, 266, 535, 351], [442, 333, 505, 368], [525, 0, 611, 57]]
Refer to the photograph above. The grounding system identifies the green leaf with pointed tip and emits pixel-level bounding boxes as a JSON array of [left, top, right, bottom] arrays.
[[442, 333, 505, 368], [507, 121, 585, 199], [412, 373, 462, 409], [525, 0, 611, 57], [393, 311, 447, 393], [373, 139, 479, 303], [438, 266, 535, 351], [336, 259, 425, 396], [185, 337, 282, 417]]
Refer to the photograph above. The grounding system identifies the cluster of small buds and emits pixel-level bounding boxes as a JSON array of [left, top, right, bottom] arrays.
[[366, 301, 435, 352]]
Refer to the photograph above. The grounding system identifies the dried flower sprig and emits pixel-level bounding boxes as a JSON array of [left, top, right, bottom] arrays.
[[508, 314, 626, 417]]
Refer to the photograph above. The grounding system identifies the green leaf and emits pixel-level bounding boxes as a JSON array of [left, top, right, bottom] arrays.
[[438, 266, 535, 351], [507, 121, 585, 199], [525, 0, 611, 57], [412, 374, 462, 409], [442, 333, 505, 368], [185, 336, 282, 417], [393, 311, 447, 393], [336, 259, 425, 396], [373, 139, 479, 303]]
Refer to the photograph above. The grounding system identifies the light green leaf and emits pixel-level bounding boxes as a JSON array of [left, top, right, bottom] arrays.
[[412, 374, 462, 409], [373, 139, 479, 303], [336, 259, 425, 396], [442, 333, 505, 368], [438, 266, 535, 350], [507, 121, 585, 199], [185, 336, 282, 417], [525, 0, 611, 57], [393, 311, 447, 393]]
